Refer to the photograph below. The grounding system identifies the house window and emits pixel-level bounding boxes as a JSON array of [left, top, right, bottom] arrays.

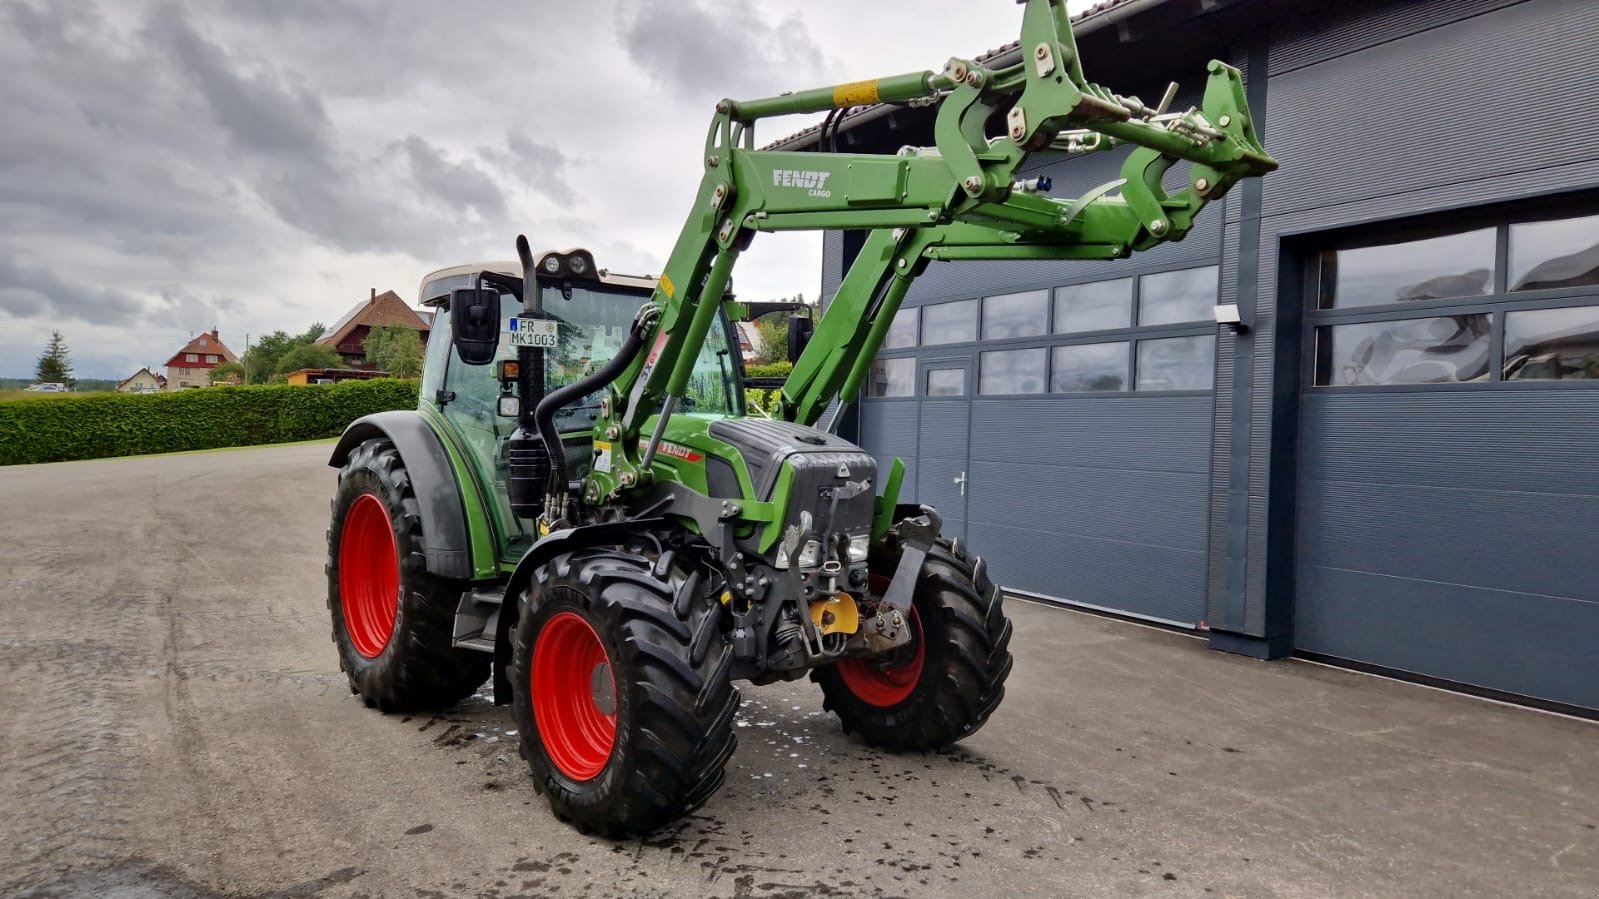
[[206, 354, 219, 364], [866, 358, 915, 397], [1055, 279, 1132, 333], [882, 307, 918, 349], [921, 299, 978, 345], [1137, 335, 1218, 390], [979, 348, 1046, 395], [981, 290, 1048, 340], [1138, 266, 1219, 325], [925, 367, 965, 396], [1310, 209, 1599, 387], [185, 353, 198, 362], [1052, 342, 1128, 392]]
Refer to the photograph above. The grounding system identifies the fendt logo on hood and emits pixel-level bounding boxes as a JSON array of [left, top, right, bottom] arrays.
[[773, 169, 833, 198]]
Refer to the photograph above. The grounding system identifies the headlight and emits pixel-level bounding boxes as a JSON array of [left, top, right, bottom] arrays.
[[847, 533, 870, 562], [775, 539, 821, 570], [568, 254, 588, 275], [543, 256, 561, 273]]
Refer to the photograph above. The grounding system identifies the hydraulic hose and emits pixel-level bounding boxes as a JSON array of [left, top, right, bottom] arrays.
[[534, 309, 656, 499]]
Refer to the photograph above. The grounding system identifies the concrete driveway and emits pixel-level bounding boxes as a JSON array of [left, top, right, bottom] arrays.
[[1, 442, 1595, 897]]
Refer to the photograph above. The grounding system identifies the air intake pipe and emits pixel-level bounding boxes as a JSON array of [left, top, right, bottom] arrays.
[[533, 307, 658, 515]]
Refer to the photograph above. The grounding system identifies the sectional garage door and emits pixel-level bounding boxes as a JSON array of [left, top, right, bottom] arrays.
[[858, 263, 1221, 627], [1293, 213, 1599, 711]]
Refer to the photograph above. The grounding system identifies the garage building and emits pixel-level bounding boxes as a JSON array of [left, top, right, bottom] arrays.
[[775, 0, 1599, 715]]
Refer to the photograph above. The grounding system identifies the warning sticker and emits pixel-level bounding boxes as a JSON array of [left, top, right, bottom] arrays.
[[832, 79, 881, 107], [593, 440, 612, 473], [658, 272, 676, 299]]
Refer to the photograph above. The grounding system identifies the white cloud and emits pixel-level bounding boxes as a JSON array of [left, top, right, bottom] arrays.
[[0, 0, 1098, 378]]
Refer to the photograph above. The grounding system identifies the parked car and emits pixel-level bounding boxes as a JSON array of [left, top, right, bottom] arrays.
[[25, 383, 68, 392]]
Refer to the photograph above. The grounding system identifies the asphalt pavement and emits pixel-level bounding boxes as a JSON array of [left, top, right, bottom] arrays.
[[1, 442, 1595, 898]]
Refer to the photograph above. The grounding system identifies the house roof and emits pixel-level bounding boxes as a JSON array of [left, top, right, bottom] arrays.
[[764, 0, 1172, 151], [163, 330, 238, 368], [117, 367, 160, 390], [319, 289, 429, 350]]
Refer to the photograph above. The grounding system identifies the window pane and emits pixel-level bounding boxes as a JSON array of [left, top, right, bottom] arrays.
[[1509, 214, 1599, 292], [981, 289, 1048, 339], [1504, 306, 1599, 380], [882, 307, 918, 349], [1051, 342, 1128, 392], [1054, 279, 1133, 333], [926, 367, 965, 396], [867, 357, 915, 396], [1313, 315, 1491, 385], [1320, 230, 1495, 309], [979, 348, 1046, 394], [921, 299, 978, 345], [1136, 335, 1216, 390], [1139, 266, 1218, 325]]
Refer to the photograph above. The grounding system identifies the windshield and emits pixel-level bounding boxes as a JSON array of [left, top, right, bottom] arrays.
[[542, 284, 741, 426]]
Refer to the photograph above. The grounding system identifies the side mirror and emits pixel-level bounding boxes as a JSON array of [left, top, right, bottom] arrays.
[[787, 315, 815, 363], [450, 287, 500, 365]]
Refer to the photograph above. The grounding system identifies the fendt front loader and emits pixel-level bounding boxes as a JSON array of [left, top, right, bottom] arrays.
[[325, 0, 1275, 836]]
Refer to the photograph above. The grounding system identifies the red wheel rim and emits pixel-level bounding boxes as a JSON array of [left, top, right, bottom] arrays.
[[532, 611, 617, 781], [837, 606, 925, 707], [338, 493, 399, 659]]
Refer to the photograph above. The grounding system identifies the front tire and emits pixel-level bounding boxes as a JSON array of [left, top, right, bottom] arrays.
[[812, 534, 1013, 750], [512, 547, 740, 837], [327, 437, 489, 712]]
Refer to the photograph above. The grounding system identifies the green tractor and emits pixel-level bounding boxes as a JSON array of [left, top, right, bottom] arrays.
[[325, 0, 1275, 836]]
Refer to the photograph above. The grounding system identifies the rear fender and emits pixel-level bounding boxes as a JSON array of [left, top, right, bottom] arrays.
[[330, 411, 473, 580]]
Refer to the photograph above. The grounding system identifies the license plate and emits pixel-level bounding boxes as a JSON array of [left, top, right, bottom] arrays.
[[508, 317, 558, 348]]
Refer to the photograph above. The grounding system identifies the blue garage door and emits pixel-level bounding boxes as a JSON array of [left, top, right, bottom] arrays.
[[1295, 212, 1599, 712], [861, 267, 1219, 627]]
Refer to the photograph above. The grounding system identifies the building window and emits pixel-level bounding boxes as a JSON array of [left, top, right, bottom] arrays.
[[921, 299, 978, 345], [1508, 213, 1599, 292], [1137, 335, 1217, 390], [1503, 306, 1599, 380], [1310, 209, 1599, 387], [1052, 342, 1128, 392], [206, 354, 219, 363], [1138, 266, 1219, 326], [1318, 229, 1495, 309], [979, 348, 1046, 395], [926, 367, 965, 396], [1055, 279, 1132, 333], [882, 307, 918, 349], [1314, 316, 1491, 386], [867, 357, 915, 397], [981, 289, 1048, 340], [185, 353, 198, 362]]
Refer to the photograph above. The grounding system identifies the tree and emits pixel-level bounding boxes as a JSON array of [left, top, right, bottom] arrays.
[[364, 325, 425, 377], [34, 331, 75, 388], [244, 331, 295, 384], [299, 322, 326, 343], [752, 317, 787, 365], [210, 361, 246, 385], [275, 342, 342, 378]]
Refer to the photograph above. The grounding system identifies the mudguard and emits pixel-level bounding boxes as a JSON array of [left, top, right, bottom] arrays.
[[501, 518, 675, 612], [329, 411, 473, 580]]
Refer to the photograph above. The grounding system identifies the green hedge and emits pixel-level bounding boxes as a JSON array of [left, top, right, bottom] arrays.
[[0, 379, 420, 466]]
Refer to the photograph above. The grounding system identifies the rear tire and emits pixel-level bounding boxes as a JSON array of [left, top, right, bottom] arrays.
[[327, 437, 489, 712], [512, 547, 739, 837], [812, 534, 1013, 750]]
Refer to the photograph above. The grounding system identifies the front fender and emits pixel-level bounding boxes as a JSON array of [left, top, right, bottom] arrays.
[[330, 411, 473, 580]]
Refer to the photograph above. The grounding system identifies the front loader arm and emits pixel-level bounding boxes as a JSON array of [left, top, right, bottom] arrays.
[[590, 0, 1276, 499]]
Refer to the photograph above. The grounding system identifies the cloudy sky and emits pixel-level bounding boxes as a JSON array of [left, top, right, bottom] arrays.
[[0, 0, 1093, 379]]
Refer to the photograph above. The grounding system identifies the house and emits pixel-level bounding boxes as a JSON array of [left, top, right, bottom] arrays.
[[116, 368, 165, 394], [317, 289, 431, 369], [163, 330, 238, 390], [733, 321, 764, 363]]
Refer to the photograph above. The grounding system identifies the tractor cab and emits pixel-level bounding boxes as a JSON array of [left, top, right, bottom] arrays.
[[416, 251, 743, 563]]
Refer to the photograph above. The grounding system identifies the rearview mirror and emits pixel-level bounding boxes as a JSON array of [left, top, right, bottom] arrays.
[[450, 287, 500, 365], [787, 315, 815, 363]]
